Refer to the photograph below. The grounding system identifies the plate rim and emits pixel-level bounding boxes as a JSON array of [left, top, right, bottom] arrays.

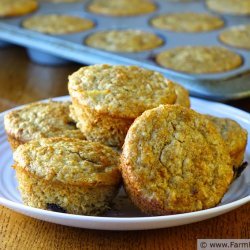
[[0, 96, 249, 226], [0, 195, 249, 223]]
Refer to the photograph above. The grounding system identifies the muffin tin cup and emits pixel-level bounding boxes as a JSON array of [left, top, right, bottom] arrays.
[[0, 0, 250, 100], [27, 48, 71, 65], [0, 40, 10, 48]]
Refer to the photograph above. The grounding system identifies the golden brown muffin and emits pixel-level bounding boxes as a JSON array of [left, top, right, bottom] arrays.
[[87, 0, 156, 17], [68, 64, 177, 148], [219, 25, 250, 50], [156, 46, 242, 74], [206, 0, 250, 15], [39, 0, 84, 2], [0, 0, 38, 17], [4, 101, 85, 150], [85, 30, 164, 53], [150, 12, 224, 32], [164, 0, 197, 1], [121, 105, 233, 215], [173, 83, 190, 108], [22, 14, 94, 35], [205, 115, 248, 168], [13, 137, 121, 215]]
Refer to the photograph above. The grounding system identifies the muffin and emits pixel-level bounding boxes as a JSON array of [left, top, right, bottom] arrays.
[[13, 138, 121, 215], [206, 0, 250, 16], [4, 101, 85, 150], [173, 83, 190, 108], [205, 115, 248, 168], [219, 25, 250, 50], [156, 46, 242, 74], [165, 0, 199, 1], [121, 105, 233, 215], [22, 14, 94, 35], [39, 0, 84, 2], [0, 0, 38, 17], [150, 12, 224, 32], [87, 0, 156, 17], [68, 64, 177, 147], [85, 29, 164, 53]]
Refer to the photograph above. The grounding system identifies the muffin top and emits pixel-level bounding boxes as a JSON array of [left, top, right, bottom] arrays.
[[87, 0, 156, 17], [219, 25, 250, 50], [173, 83, 190, 108], [68, 64, 177, 118], [121, 105, 233, 213], [22, 14, 94, 35], [206, 0, 250, 15], [150, 12, 224, 32], [14, 138, 121, 186], [4, 101, 85, 142], [156, 46, 242, 74], [0, 0, 38, 17], [39, 0, 84, 2], [205, 115, 248, 166], [85, 29, 164, 53], [165, 0, 198, 1]]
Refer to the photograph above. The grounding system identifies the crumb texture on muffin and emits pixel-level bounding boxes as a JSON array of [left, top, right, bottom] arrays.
[[87, 0, 156, 16], [14, 137, 121, 185], [219, 25, 250, 50], [68, 64, 177, 147], [14, 138, 121, 215], [156, 46, 242, 74], [165, 0, 198, 2], [39, 0, 84, 2], [22, 14, 94, 34], [69, 64, 176, 118], [15, 167, 118, 215], [121, 105, 233, 215], [173, 83, 190, 108], [85, 29, 164, 52], [151, 12, 224, 32], [206, 0, 250, 15], [0, 0, 38, 17], [205, 115, 248, 168], [4, 101, 85, 144]]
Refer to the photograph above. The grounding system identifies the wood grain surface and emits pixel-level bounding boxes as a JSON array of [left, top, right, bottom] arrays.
[[0, 46, 249, 250]]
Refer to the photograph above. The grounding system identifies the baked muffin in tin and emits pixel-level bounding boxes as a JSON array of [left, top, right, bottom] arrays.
[[85, 29, 164, 53], [4, 101, 85, 150], [22, 14, 94, 35], [156, 46, 242, 74], [13, 137, 121, 215], [0, 0, 38, 17], [68, 64, 177, 147], [219, 25, 250, 50], [39, 0, 84, 2], [150, 12, 224, 33], [121, 105, 233, 215], [206, 0, 250, 16], [87, 0, 156, 17]]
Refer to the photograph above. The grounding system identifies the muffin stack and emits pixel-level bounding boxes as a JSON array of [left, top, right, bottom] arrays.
[[68, 65, 178, 148], [5, 64, 248, 216], [5, 101, 122, 215]]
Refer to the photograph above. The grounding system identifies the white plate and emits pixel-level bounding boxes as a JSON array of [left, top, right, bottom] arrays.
[[0, 96, 249, 230]]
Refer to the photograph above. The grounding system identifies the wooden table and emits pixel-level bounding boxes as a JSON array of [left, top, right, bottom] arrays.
[[0, 46, 249, 250]]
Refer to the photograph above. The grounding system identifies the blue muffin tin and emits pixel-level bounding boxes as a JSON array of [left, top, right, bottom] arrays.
[[0, 0, 249, 100]]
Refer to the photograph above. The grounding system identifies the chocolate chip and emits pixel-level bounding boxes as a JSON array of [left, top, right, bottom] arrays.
[[47, 203, 67, 213], [67, 121, 77, 127]]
